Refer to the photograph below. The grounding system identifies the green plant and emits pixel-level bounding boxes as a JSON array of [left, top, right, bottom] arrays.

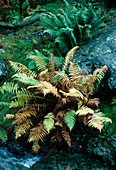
[[0, 47, 111, 154], [40, 0, 106, 56]]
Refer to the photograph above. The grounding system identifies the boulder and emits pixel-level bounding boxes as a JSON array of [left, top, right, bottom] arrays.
[[73, 20, 116, 98], [0, 58, 6, 80]]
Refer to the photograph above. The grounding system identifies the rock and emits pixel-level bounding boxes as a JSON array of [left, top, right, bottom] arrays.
[[86, 134, 116, 168], [0, 58, 6, 80], [73, 20, 116, 98]]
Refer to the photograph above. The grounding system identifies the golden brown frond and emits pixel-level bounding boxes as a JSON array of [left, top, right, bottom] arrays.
[[75, 106, 94, 116], [14, 119, 33, 139], [4, 114, 15, 120], [87, 117, 104, 132], [62, 124, 71, 147], [63, 46, 79, 71], [9, 60, 36, 77], [40, 81, 61, 97], [32, 140, 40, 153], [69, 61, 79, 80]]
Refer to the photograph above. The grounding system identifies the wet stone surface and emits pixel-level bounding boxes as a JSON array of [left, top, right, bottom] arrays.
[[73, 20, 116, 98]]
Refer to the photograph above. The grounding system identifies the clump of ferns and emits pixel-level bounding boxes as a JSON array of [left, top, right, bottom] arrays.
[[40, 0, 106, 56], [0, 46, 111, 154]]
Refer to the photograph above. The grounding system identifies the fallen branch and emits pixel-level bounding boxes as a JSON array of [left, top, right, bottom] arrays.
[[0, 13, 42, 30]]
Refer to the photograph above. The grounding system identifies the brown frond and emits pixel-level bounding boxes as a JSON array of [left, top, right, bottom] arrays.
[[55, 110, 65, 127], [86, 98, 100, 109], [29, 123, 48, 142], [51, 128, 62, 143], [12, 108, 37, 125], [61, 124, 71, 147]]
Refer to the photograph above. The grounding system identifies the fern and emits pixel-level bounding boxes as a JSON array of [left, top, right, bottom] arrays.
[[0, 48, 111, 154], [9, 61, 36, 77], [63, 109, 76, 131], [28, 51, 47, 72], [14, 119, 33, 139], [0, 82, 19, 94], [12, 73, 39, 86], [40, 0, 106, 55], [43, 112, 55, 133], [0, 127, 7, 142]]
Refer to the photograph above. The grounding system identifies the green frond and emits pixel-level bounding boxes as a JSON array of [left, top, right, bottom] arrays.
[[44, 112, 55, 133], [9, 61, 36, 77], [9, 100, 19, 108], [12, 73, 39, 85], [0, 127, 7, 142], [52, 71, 65, 83], [0, 102, 10, 106], [0, 82, 19, 94], [63, 109, 76, 131], [28, 50, 47, 71], [55, 36, 70, 53]]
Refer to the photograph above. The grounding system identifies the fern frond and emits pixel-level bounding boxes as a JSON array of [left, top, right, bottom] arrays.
[[55, 110, 65, 128], [32, 140, 40, 153], [63, 109, 76, 131], [62, 124, 71, 147], [9, 61, 36, 77], [0, 82, 19, 94], [12, 73, 39, 86], [0, 102, 10, 106], [93, 65, 108, 93], [14, 119, 33, 139], [4, 114, 15, 120], [29, 124, 48, 143], [59, 88, 84, 101], [9, 100, 19, 108], [75, 106, 94, 116], [28, 51, 47, 72], [43, 112, 55, 133], [69, 62, 79, 80], [0, 127, 7, 142], [12, 109, 37, 125], [86, 98, 100, 108], [87, 117, 104, 133], [10, 88, 31, 108], [63, 46, 79, 71]]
